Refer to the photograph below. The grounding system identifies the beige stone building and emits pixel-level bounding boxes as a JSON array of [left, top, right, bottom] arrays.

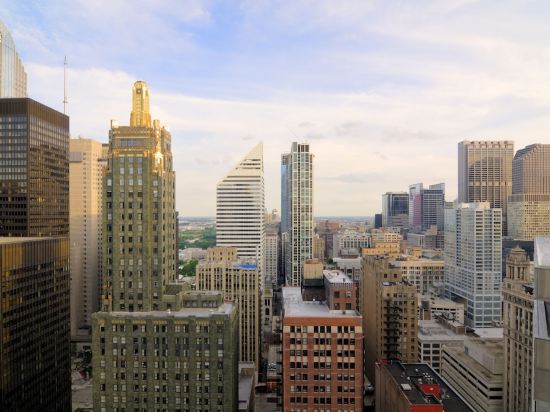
[[508, 144, 550, 240], [390, 256, 444, 295], [69, 137, 108, 341], [196, 247, 260, 369], [458, 140, 513, 234], [503, 247, 533, 412], [441, 337, 504, 412], [361, 255, 418, 382], [312, 234, 325, 260]]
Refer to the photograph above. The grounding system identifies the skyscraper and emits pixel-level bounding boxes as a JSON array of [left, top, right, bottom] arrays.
[[216, 143, 265, 264], [0, 98, 69, 236], [70, 138, 108, 341], [381, 191, 409, 231], [502, 247, 533, 412], [92, 81, 239, 411], [282, 142, 314, 286], [0, 20, 27, 97], [444, 203, 502, 327], [508, 144, 550, 240], [458, 140, 513, 234], [0, 237, 71, 411], [408, 183, 445, 232]]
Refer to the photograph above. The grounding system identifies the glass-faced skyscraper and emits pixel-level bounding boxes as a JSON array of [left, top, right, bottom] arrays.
[[0, 98, 69, 236], [281, 142, 313, 286], [0, 19, 27, 97], [92, 82, 239, 412]]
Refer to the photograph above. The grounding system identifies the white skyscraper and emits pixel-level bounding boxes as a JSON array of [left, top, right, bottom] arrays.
[[444, 202, 502, 328], [0, 19, 27, 97], [282, 142, 314, 286], [216, 142, 265, 267]]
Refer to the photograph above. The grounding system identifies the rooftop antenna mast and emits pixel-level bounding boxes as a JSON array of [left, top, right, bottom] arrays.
[[63, 56, 68, 114]]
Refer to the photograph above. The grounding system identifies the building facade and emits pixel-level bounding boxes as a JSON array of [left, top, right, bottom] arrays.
[[92, 81, 240, 412], [0, 98, 69, 236], [0, 19, 27, 97], [417, 319, 465, 373], [216, 143, 264, 264], [282, 142, 314, 286], [441, 337, 504, 412], [408, 183, 445, 233], [533, 237, 550, 410], [502, 247, 533, 412], [381, 192, 408, 231], [282, 286, 363, 412], [361, 255, 418, 382], [70, 138, 109, 340], [508, 144, 550, 240], [458, 140, 513, 234], [0, 237, 71, 412], [196, 247, 260, 368], [265, 223, 278, 284], [390, 257, 444, 295], [444, 203, 502, 327]]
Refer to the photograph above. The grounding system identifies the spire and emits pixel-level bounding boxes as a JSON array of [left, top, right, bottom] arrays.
[[130, 80, 151, 127]]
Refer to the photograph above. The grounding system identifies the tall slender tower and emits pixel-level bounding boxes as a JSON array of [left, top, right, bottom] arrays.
[[282, 142, 314, 286], [92, 82, 239, 411], [458, 140, 513, 234], [216, 143, 265, 264], [0, 19, 27, 97]]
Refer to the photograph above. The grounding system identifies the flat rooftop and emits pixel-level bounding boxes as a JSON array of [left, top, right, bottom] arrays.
[[282, 287, 358, 318], [323, 270, 353, 284], [97, 303, 235, 319], [384, 362, 473, 411], [417, 320, 466, 342], [472, 327, 503, 339]]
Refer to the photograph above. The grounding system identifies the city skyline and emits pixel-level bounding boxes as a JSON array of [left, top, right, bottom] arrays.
[[2, 1, 550, 215]]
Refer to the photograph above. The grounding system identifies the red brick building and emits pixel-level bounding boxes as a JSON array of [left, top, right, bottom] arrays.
[[282, 284, 363, 412]]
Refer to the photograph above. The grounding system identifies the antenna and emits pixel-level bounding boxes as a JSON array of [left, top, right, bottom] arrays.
[[63, 56, 68, 115]]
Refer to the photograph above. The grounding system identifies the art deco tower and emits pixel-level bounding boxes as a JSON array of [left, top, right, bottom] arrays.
[[92, 82, 239, 411]]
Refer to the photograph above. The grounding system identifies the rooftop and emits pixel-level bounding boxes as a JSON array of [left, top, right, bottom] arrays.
[[282, 287, 358, 318], [323, 270, 353, 284], [97, 303, 235, 319], [383, 362, 473, 411], [417, 320, 466, 342]]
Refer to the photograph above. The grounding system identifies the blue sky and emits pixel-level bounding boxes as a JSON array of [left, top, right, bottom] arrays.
[[2, 0, 550, 215]]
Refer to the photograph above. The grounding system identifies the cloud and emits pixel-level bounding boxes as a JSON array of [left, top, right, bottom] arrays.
[[5, 0, 550, 216]]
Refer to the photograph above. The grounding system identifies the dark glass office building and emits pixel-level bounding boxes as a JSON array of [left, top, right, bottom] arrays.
[[0, 237, 71, 411], [0, 98, 69, 236]]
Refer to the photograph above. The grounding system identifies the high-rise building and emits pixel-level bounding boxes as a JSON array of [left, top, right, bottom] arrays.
[[282, 142, 313, 286], [458, 140, 513, 234], [0, 98, 69, 236], [508, 144, 550, 240], [316, 220, 340, 259], [0, 237, 71, 411], [374, 213, 383, 229], [70, 138, 108, 341], [444, 203, 502, 328], [196, 247, 260, 368], [381, 192, 409, 231], [361, 255, 418, 382], [216, 143, 264, 263], [332, 230, 371, 257], [502, 247, 533, 412], [0, 20, 27, 97], [92, 81, 240, 411], [281, 284, 363, 412], [409, 183, 445, 233], [533, 236, 550, 410], [265, 223, 279, 284], [375, 361, 473, 412], [390, 256, 444, 295], [417, 319, 466, 373]]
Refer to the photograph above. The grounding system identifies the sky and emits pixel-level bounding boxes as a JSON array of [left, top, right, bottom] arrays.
[[1, 0, 550, 216]]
